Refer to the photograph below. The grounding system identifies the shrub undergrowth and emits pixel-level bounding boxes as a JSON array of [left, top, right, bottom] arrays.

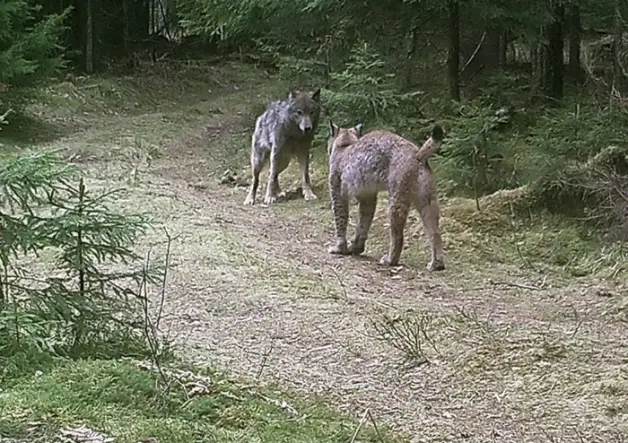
[[0, 150, 167, 370], [256, 33, 628, 239]]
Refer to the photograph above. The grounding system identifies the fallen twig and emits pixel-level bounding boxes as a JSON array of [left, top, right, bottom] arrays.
[[349, 408, 370, 443], [367, 409, 385, 442]]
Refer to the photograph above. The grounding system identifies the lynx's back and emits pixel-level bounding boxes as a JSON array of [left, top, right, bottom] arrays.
[[332, 130, 422, 198]]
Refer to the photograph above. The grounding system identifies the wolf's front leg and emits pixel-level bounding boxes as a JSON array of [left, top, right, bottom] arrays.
[[297, 147, 317, 201], [264, 145, 281, 205]]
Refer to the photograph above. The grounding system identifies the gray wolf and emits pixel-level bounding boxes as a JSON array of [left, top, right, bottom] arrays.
[[244, 88, 322, 205], [326, 122, 446, 271]]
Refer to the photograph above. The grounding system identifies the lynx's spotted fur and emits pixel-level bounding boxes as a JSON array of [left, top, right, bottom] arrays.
[[327, 122, 445, 271]]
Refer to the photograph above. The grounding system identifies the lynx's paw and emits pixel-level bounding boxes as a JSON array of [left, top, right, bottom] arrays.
[[427, 259, 445, 271], [328, 242, 349, 255], [348, 240, 365, 255]]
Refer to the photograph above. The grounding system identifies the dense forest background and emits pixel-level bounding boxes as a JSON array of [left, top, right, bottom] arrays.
[[2, 0, 628, 235]]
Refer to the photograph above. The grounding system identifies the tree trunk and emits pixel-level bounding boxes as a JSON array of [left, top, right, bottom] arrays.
[[161, 0, 172, 37], [68, 0, 85, 64], [135, 0, 150, 41], [86, 0, 93, 73], [612, 2, 625, 97], [485, 28, 501, 68], [566, 3, 583, 83], [499, 31, 508, 66], [150, 0, 156, 35], [542, 0, 565, 102], [447, 0, 461, 102], [122, 0, 132, 55], [402, 25, 419, 91]]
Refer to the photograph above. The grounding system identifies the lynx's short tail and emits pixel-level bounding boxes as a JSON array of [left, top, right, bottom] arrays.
[[416, 124, 444, 162]]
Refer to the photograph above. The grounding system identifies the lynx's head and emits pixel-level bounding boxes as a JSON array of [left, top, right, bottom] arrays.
[[288, 88, 321, 134], [327, 121, 363, 155]]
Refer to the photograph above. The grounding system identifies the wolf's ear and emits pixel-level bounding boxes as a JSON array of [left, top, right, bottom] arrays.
[[353, 123, 364, 138], [329, 120, 339, 137], [311, 88, 321, 103]]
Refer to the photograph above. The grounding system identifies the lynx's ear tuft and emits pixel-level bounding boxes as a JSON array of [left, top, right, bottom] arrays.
[[431, 124, 444, 142], [329, 120, 339, 137], [353, 123, 364, 138]]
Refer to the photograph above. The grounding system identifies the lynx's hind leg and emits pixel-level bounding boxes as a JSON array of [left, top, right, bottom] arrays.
[[379, 192, 411, 266], [414, 194, 445, 271], [328, 175, 350, 255], [349, 194, 377, 255]]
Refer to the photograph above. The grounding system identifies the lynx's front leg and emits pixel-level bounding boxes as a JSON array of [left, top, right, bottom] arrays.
[[328, 174, 349, 255], [297, 146, 317, 201]]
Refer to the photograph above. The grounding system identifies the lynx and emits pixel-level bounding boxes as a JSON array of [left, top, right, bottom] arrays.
[[327, 122, 445, 271]]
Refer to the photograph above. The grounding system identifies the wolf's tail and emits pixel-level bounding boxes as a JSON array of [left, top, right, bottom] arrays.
[[416, 124, 444, 162]]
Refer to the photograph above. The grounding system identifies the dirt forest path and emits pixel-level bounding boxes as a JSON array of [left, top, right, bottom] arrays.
[[42, 72, 627, 443]]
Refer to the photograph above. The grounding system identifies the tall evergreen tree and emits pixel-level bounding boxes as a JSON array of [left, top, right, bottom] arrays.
[[0, 0, 68, 87]]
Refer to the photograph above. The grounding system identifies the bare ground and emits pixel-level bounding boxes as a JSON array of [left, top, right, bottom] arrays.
[[21, 62, 628, 443]]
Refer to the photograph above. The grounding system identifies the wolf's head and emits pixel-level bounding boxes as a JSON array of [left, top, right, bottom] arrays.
[[327, 121, 363, 156], [287, 88, 321, 134]]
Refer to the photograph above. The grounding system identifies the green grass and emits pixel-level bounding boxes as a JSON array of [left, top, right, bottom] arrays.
[[0, 356, 401, 443]]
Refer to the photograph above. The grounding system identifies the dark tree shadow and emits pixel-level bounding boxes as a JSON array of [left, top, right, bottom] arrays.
[[0, 112, 67, 148]]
